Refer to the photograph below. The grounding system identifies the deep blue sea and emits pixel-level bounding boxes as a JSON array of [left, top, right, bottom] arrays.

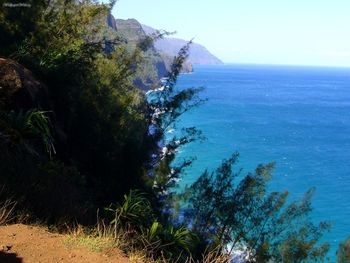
[[171, 64, 350, 259]]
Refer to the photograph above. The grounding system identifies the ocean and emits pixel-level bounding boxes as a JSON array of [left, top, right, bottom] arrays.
[[171, 64, 350, 259]]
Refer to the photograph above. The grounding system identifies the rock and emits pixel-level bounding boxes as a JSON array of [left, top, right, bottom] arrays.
[[1, 244, 13, 251], [0, 58, 51, 111]]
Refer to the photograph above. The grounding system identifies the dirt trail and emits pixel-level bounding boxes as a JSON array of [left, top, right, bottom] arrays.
[[0, 224, 131, 263]]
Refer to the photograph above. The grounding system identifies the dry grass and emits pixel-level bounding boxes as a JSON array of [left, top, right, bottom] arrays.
[[64, 224, 116, 253], [0, 198, 16, 225], [186, 249, 231, 263], [128, 250, 150, 262], [63, 218, 231, 263], [95, 219, 152, 262], [125, 247, 231, 263], [96, 220, 231, 263]]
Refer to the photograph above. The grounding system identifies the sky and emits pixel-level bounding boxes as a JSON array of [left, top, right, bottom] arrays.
[[112, 0, 350, 67]]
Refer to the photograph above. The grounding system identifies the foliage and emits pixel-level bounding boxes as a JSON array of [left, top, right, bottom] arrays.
[[0, 0, 47, 56], [0, 1, 343, 262], [115, 18, 170, 90], [106, 190, 154, 229], [145, 43, 206, 208], [0, 108, 88, 222], [337, 237, 350, 263], [0, 110, 54, 158], [105, 190, 197, 262], [148, 42, 204, 132], [185, 153, 330, 262], [0, 109, 55, 191], [0, 0, 152, 219]]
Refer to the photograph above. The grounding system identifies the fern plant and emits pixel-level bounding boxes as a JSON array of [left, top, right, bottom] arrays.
[[0, 109, 55, 158]]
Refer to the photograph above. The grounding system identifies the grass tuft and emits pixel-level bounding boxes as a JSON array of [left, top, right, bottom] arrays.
[[0, 198, 16, 225], [64, 225, 116, 253], [63, 214, 232, 262]]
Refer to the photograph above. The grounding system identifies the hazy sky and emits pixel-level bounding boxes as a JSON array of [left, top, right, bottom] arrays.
[[112, 0, 350, 67]]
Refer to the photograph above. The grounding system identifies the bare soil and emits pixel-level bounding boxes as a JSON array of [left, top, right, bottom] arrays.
[[0, 224, 131, 263]]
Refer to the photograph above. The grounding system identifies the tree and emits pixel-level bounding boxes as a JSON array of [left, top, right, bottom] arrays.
[[185, 153, 330, 262], [145, 42, 206, 213], [0, 0, 157, 220], [337, 237, 350, 263]]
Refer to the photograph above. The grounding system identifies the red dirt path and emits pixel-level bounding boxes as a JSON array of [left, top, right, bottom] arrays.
[[0, 224, 131, 263]]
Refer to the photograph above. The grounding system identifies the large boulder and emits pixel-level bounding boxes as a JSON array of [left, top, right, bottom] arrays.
[[0, 58, 50, 111]]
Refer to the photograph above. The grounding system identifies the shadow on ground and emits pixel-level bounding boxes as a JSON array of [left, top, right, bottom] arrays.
[[0, 251, 23, 263]]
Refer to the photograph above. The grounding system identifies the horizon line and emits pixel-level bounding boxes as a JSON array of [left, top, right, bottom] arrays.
[[196, 62, 350, 69]]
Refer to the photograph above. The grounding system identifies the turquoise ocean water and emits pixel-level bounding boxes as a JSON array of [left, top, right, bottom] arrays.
[[171, 64, 350, 259]]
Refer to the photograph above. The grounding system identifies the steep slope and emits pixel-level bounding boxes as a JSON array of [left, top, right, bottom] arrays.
[[115, 18, 192, 75], [115, 18, 168, 89], [115, 18, 147, 43], [105, 16, 195, 90], [142, 24, 223, 65], [159, 52, 193, 74]]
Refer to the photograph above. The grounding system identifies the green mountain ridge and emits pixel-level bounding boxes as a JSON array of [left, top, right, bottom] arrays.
[[113, 18, 168, 90], [106, 16, 193, 90]]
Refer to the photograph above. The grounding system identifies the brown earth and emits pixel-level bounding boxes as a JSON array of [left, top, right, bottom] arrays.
[[0, 224, 132, 263]]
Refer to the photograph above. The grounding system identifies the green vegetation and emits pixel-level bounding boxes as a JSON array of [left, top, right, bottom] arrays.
[[104, 190, 197, 261], [115, 18, 168, 90], [185, 154, 330, 262], [1, 0, 150, 223], [0, 0, 348, 262], [64, 225, 116, 253], [337, 237, 350, 262]]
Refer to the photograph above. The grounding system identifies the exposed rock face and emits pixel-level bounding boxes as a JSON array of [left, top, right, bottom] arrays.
[[0, 58, 50, 111]]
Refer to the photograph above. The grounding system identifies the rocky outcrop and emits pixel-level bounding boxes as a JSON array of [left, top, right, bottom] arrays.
[[0, 58, 50, 111]]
